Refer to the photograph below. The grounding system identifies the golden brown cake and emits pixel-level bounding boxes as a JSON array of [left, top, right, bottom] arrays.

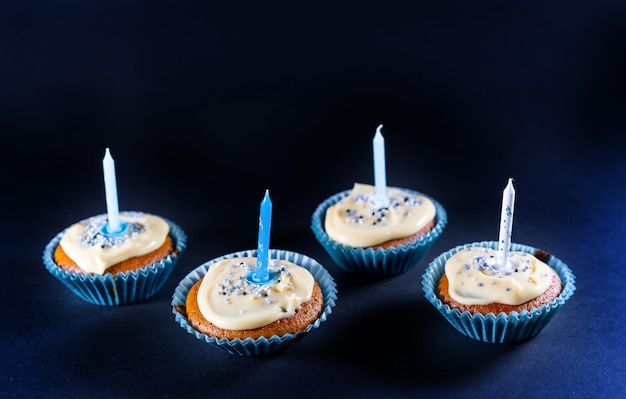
[[436, 247, 563, 315], [324, 183, 436, 250], [55, 235, 175, 275], [370, 221, 436, 250], [184, 257, 324, 340], [186, 279, 324, 340]]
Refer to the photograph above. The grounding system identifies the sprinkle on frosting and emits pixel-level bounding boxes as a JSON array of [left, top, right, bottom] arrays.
[[59, 212, 170, 274], [444, 247, 554, 305], [80, 213, 146, 248], [217, 261, 291, 305], [197, 257, 315, 330], [349, 193, 423, 227], [324, 183, 436, 247]]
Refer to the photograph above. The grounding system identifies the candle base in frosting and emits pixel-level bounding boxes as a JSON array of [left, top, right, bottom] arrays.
[[246, 270, 277, 285]]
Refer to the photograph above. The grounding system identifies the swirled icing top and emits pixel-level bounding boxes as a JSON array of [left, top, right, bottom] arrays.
[[59, 212, 169, 274], [445, 247, 554, 305], [197, 257, 315, 330], [324, 183, 436, 247]]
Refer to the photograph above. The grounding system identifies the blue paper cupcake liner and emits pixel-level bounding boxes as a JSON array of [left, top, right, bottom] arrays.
[[422, 241, 576, 343], [172, 249, 338, 357], [311, 187, 447, 276], [43, 212, 187, 306]]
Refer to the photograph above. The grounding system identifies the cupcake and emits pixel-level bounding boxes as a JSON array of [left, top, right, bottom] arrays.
[[422, 241, 576, 343], [311, 182, 447, 276], [172, 248, 337, 356], [43, 211, 186, 306]]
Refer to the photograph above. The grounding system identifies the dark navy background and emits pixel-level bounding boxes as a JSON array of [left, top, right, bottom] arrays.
[[2, 1, 625, 398]]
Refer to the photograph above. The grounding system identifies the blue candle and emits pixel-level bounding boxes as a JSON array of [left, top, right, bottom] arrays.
[[373, 124, 389, 207], [250, 189, 276, 284]]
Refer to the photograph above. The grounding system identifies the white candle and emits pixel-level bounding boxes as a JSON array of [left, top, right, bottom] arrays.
[[102, 148, 121, 233], [373, 124, 389, 207], [497, 178, 516, 269]]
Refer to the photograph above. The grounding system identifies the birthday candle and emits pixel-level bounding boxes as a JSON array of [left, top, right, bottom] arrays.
[[373, 124, 389, 207], [102, 148, 121, 233], [254, 189, 272, 282], [497, 178, 516, 269]]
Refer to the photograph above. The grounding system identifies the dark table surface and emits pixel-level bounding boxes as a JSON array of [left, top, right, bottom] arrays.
[[2, 1, 626, 398]]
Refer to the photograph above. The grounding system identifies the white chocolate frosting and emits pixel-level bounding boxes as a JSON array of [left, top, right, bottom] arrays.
[[324, 183, 436, 247], [445, 247, 554, 305], [59, 212, 169, 274], [197, 257, 315, 330]]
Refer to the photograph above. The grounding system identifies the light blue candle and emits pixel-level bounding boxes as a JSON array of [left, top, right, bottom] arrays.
[[252, 189, 274, 283], [101, 148, 128, 236], [102, 148, 120, 233], [373, 124, 389, 207]]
